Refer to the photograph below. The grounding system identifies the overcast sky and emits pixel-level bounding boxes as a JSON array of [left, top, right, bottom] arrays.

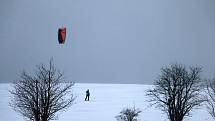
[[0, 0, 215, 84]]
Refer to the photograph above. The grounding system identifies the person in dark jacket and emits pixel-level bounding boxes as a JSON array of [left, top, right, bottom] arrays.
[[85, 89, 90, 101]]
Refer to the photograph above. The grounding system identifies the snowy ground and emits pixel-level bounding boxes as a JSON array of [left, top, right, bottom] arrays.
[[0, 83, 213, 121]]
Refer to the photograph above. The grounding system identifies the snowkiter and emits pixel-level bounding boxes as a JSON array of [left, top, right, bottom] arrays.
[[85, 89, 90, 101]]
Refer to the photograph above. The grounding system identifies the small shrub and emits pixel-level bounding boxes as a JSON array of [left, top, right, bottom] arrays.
[[116, 106, 141, 121]]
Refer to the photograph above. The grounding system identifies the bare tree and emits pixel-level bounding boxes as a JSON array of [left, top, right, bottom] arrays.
[[10, 59, 75, 121], [206, 76, 215, 119], [115, 106, 141, 121], [146, 63, 204, 121]]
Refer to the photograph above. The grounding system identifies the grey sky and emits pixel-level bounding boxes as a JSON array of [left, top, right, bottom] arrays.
[[0, 0, 215, 84]]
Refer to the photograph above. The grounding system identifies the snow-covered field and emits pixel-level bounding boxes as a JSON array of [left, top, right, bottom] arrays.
[[0, 83, 213, 121]]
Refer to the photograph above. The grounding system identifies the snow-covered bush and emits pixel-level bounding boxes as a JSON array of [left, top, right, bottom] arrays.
[[115, 106, 141, 121]]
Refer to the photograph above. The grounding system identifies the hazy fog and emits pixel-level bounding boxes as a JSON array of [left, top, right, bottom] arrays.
[[0, 0, 215, 84]]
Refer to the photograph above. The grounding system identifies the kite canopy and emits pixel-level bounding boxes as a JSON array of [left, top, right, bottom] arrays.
[[58, 27, 66, 44]]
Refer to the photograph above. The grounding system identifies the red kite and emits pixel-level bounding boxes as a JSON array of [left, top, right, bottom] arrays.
[[58, 27, 66, 44]]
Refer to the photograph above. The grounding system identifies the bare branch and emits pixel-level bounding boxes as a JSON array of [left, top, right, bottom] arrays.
[[10, 59, 75, 121], [146, 63, 203, 121]]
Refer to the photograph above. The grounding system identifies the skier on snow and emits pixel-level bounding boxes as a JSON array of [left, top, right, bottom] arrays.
[[85, 89, 90, 101]]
